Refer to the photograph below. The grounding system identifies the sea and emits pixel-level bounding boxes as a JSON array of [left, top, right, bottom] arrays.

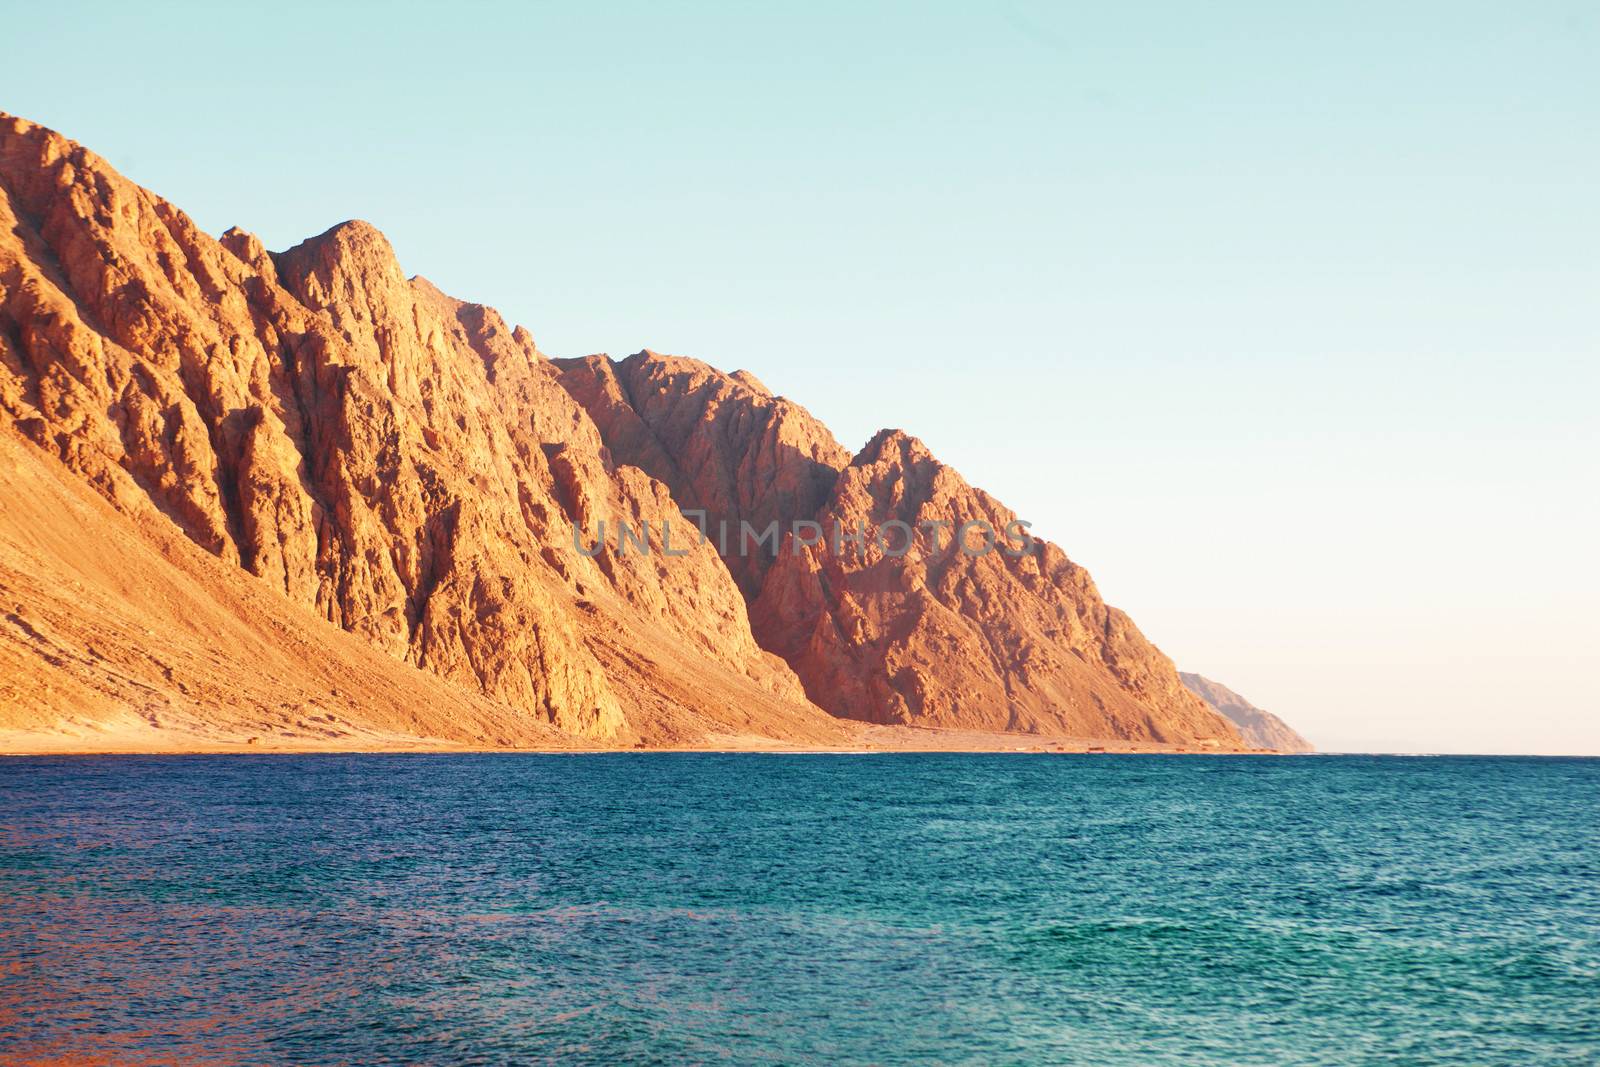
[[1, 753, 1596, 1065]]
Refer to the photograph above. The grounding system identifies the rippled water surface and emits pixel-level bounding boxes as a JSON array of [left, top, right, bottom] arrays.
[[1, 754, 1597, 1064]]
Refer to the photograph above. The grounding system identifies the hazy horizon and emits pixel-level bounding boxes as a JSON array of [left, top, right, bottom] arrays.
[[7, 1, 1596, 754]]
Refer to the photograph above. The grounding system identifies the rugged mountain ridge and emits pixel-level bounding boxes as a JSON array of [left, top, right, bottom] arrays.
[[1181, 672, 1314, 753], [557, 354, 1241, 743], [0, 111, 842, 748], [0, 111, 1265, 750], [754, 430, 1233, 739], [555, 351, 851, 597]]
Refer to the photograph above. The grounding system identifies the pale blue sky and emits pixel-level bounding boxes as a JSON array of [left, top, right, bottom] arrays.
[[7, 1, 1596, 752]]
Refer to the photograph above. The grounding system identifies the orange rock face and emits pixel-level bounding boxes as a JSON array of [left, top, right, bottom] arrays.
[[0, 112, 838, 748], [558, 358, 1241, 746], [0, 111, 1245, 750], [751, 430, 1237, 741], [555, 351, 851, 597]]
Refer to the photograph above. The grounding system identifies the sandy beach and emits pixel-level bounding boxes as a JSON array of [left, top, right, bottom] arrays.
[[0, 714, 1261, 757]]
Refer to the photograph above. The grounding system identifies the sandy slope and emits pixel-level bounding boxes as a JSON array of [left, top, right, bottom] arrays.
[[0, 429, 570, 753]]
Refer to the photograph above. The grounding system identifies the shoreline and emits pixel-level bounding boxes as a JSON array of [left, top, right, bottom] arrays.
[[0, 722, 1282, 757]]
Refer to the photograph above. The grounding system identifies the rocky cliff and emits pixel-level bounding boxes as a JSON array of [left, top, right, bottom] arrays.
[[1180, 673, 1314, 752], [0, 111, 843, 749], [0, 111, 1256, 751], [556, 353, 1241, 744], [753, 430, 1235, 739], [555, 351, 850, 597]]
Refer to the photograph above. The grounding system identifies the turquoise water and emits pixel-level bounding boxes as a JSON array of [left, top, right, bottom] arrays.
[[1, 754, 1596, 1064]]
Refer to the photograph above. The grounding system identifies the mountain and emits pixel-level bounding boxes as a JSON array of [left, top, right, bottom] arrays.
[[1180, 673, 1314, 753], [556, 355, 1235, 742], [0, 110, 1244, 752], [0, 112, 842, 750]]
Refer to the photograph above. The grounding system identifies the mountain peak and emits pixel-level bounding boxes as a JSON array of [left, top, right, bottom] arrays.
[[854, 427, 933, 467], [729, 369, 770, 395], [271, 219, 405, 309]]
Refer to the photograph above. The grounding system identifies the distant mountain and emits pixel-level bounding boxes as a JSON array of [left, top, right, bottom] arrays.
[[0, 110, 1244, 751], [1180, 673, 1314, 752]]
